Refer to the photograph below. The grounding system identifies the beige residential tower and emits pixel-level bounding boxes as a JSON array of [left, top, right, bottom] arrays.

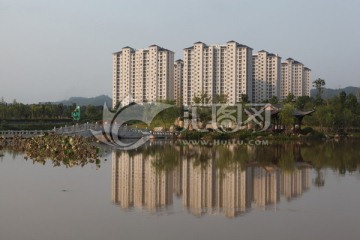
[[112, 45, 174, 108]]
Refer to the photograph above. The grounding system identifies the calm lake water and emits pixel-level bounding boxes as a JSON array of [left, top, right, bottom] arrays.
[[1, 140, 360, 240]]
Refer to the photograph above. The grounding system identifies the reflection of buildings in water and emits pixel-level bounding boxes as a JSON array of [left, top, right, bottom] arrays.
[[112, 151, 173, 211], [111, 149, 311, 218], [251, 165, 280, 209], [173, 162, 182, 197], [182, 162, 310, 217], [172, 145, 182, 197], [221, 166, 249, 217], [182, 158, 250, 218], [280, 164, 311, 200]]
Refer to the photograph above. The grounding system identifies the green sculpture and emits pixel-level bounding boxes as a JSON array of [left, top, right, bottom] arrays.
[[72, 106, 80, 121]]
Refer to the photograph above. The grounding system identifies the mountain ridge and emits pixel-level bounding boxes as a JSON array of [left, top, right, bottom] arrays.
[[52, 95, 112, 107], [310, 86, 360, 99]]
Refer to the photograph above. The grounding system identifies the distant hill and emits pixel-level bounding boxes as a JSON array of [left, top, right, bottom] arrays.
[[53, 95, 112, 107], [310, 86, 360, 99]]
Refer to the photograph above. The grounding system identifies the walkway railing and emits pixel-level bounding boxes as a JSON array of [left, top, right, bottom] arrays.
[[0, 123, 102, 138], [53, 123, 102, 134], [0, 130, 48, 138], [1, 123, 176, 139]]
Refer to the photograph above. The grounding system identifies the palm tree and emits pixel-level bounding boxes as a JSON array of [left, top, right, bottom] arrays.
[[312, 78, 326, 98]]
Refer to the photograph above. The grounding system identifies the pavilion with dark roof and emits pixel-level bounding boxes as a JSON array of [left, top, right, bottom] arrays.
[[265, 104, 315, 132]]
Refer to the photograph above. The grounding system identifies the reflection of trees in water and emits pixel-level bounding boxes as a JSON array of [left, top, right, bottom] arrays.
[[112, 143, 315, 217], [135, 140, 360, 176], [302, 140, 360, 175], [111, 140, 360, 217], [313, 169, 325, 187], [113, 139, 360, 204], [142, 140, 360, 187]]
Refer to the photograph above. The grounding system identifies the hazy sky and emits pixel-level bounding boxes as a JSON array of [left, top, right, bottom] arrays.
[[1, 0, 359, 103]]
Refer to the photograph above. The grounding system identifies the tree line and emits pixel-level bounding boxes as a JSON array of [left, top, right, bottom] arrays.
[[2, 78, 359, 132], [0, 98, 103, 122], [189, 78, 360, 133], [277, 79, 360, 132]]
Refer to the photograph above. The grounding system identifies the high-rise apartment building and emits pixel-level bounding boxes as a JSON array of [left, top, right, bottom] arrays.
[[280, 58, 311, 100], [182, 41, 253, 106], [112, 45, 174, 108], [252, 50, 281, 103], [303, 67, 311, 97], [174, 59, 184, 105], [112, 43, 311, 107]]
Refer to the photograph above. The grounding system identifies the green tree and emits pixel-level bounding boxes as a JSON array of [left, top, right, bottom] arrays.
[[191, 94, 212, 125], [10, 99, 23, 119], [151, 100, 181, 130], [0, 97, 7, 119], [84, 105, 97, 120], [283, 93, 295, 104], [339, 91, 346, 106], [279, 104, 295, 130], [240, 94, 249, 103], [313, 105, 333, 132], [313, 78, 326, 100], [295, 96, 312, 110], [193, 93, 211, 105], [269, 96, 279, 105], [214, 94, 228, 104], [345, 93, 359, 112], [57, 103, 64, 118]]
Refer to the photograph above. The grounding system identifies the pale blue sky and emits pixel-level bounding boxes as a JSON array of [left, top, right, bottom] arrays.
[[1, 0, 359, 103]]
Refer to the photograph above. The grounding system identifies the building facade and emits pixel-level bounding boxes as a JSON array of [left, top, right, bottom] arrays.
[[280, 58, 311, 100], [174, 59, 184, 105], [303, 67, 311, 97], [252, 50, 281, 103], [182, 41, 253, 106], [112, 43, 312, 107], [112, 45, 174, 108]]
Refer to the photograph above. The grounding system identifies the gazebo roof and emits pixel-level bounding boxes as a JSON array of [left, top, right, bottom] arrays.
[[264, 104, 315, 117], [293, 109, 315, 117]]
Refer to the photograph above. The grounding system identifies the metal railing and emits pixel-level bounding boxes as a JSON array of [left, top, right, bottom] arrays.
[[1, 123, 177, 138], [0, 130, 48, 138], [53, 123, 102, 134]]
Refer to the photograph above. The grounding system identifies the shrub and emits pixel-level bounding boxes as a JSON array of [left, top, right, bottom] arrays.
[[301, 127, 314, 135]]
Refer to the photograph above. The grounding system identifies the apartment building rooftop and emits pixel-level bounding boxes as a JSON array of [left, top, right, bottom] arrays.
[[113, 45, 173, 54], [282, 58, 303, 65], [254, 50, 278, 57], [227, 40, 252, 49], [148, 44, 174, 52], [184, 40, 252, 50]]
